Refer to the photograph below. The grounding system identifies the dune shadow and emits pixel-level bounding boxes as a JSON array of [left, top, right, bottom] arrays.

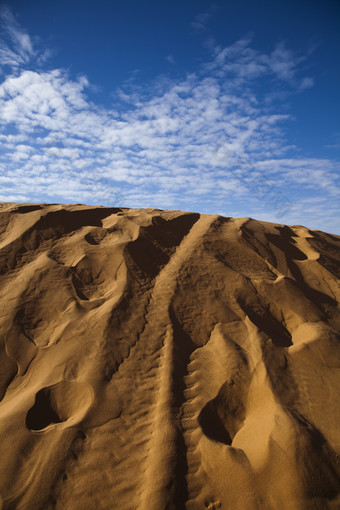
[[198, 400, 232, 445], [26, 388, 61, 430]]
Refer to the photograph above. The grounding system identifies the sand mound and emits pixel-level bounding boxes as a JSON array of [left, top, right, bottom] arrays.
[[0, 202, 339, 509]]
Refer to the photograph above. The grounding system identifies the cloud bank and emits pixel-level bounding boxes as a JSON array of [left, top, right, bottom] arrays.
[[0, 7, 339, 232]]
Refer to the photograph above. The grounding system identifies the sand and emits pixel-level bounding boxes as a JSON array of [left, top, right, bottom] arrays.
[[0, 202, 339, 510]]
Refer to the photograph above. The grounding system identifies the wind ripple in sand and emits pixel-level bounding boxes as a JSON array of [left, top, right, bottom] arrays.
[[0, 203, 339, 510]]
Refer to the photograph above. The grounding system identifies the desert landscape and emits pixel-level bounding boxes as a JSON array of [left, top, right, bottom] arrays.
[[0, 202, 339, 510]]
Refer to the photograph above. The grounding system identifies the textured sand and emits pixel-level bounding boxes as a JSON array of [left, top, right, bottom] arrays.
[[0, 202, 340, 510]]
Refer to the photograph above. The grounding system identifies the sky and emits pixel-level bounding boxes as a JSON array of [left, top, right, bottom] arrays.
[[0, 0, 339, 233]]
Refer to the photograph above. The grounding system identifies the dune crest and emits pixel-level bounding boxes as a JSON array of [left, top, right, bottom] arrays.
[[0, 203, 339, 509]]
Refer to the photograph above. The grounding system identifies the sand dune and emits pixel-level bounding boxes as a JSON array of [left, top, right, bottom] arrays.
[[0, 202, 339, 510]]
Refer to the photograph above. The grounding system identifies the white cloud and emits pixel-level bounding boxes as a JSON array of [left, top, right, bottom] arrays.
[[0, 6, 36, 69], [208, 37, 314, 90]]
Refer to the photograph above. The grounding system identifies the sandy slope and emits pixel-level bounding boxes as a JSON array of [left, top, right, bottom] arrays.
[[0, 202, 339, 510]]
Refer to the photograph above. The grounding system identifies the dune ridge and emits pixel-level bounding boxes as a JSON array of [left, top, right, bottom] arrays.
[[0, 202, 339, 510]]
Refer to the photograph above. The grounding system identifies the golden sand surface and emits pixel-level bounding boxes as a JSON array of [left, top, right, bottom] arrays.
[[0, 203, 339, 509]]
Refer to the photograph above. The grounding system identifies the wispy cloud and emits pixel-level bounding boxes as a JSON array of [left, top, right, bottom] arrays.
[[0, 6, 36, 69], [166, 55, 175, 65], [0, 10, 339, 232], [209, 37, 314, 90], [191, 12, 212, 32]]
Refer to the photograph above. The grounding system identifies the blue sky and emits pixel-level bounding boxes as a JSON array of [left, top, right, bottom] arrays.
[[0, 0, 339, 233]]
